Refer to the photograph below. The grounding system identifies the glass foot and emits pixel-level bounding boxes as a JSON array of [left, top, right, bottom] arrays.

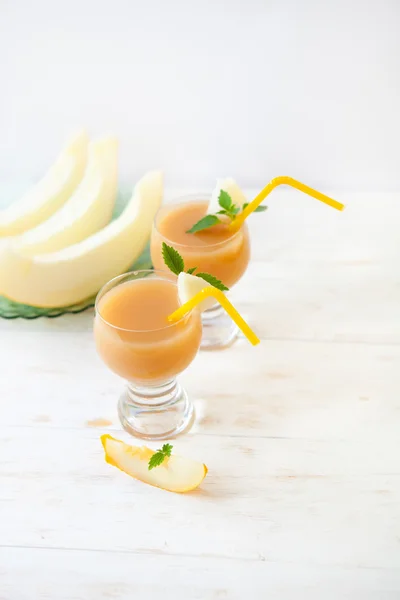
[[118, 379, 194, 440], [200, 304, 239, 351]]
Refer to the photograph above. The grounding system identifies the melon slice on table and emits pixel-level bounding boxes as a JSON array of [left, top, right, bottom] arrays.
[[0, 171, 163, 307], [0, 130, 89, 236], [10, 137, 118, 256], [206, 177, 247, 218], [101, 434, 207, 493]]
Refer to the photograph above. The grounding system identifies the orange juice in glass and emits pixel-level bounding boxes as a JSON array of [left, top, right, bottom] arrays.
[[151, 175, 344, 351], [94, 270, 202, 440], [151, 185, 251, 350]]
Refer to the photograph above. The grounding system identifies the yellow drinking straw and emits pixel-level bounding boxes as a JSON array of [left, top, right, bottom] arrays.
[[168, 287, 260, 346], [230, 176, 345, 232]]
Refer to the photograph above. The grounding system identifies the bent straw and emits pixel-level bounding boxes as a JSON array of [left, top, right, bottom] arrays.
[[230, 176, 345, 232], [168, 287, 260, 346]]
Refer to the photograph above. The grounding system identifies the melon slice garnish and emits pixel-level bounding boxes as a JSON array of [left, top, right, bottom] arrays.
[[177, 272, 217, 311], [11, 136, 118, 255], [101, 434, 207, 493], [207, 177, 247, 218], [0, 130, 89, 236], [0, 171, 163, 307]]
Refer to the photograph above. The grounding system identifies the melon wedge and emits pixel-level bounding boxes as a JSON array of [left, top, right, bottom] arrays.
[[0, 130, 89, 236], [177, 272, 215, 311], [10, 137, 118, 256], [101, 434, 207, 493], [207, 177, 247, 217], [0, 171, 163, 307]]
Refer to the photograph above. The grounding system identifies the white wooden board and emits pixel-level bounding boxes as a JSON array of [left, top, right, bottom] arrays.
[[0, 192, 399, 599]]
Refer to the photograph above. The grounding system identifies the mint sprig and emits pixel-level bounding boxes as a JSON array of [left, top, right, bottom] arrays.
[[148, 443, 173, 470], [218, 189, 234, 212], [186, 214, 220, 234], [196, 272, 229, 292], [161, 242, 229, 292], [243, 202, 267, 213], [187, 189, 267, 234], [162, 243, 184, 275]]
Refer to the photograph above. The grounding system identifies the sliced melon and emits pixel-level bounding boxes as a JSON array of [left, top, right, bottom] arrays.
[[177, 272, 215, 311], [101, 435, 207, 493], [0, 171, 163, 307], [10, 137, 118, 256], [0, 130, 89, 236], [207, 177, 247, 217]]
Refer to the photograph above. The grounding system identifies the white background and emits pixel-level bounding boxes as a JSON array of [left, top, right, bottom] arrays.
[[1, 0, 400, 190]]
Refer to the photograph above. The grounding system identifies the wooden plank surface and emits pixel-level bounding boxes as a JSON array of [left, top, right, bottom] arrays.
[[0, 192, 399, 599]]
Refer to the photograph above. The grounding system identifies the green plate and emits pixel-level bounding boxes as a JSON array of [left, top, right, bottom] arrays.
[[0, 188, 153, 319]]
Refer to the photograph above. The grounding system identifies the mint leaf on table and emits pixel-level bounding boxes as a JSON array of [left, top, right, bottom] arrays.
[[196, 272, 229, 292], [148, 443, 173, 470], [162, 242, 184, 275], [186, 267, 197, 275], [186, 215, 221, 234]]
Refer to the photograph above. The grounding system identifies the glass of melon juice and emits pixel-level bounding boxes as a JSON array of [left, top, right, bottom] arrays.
[[150, 195, 250, 350], [94, 270, 202, 440]]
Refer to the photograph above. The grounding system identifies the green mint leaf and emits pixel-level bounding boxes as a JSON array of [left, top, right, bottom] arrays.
[[241, 202, 267, 213], [186, 267, 197, 275], [218, 190, 233, 211], [148, 452, 167, 470], [148, 443, 173, 470], [162, 242, 184, 275], [196, 272, 229, 292], [186, 215, 221, 234], [161, 443, 173, 457], [217, 207, 238, 219]]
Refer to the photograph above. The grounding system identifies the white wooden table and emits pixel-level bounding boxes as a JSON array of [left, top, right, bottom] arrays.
[[1, 190, 399, 599]]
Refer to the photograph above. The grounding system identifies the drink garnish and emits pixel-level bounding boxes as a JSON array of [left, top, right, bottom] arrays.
[[162, 242, 228, 292], [187, 175, 344, 234], [186, 189, 267, 234], [168, 286, 260, 346], [148, 443, 173, 470], [161, 242, 184, 276]]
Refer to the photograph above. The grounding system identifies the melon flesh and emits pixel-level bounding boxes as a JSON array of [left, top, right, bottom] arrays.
[[101, 434, 207, 493], [11, 137, 118, 256], [0, 171, 163, 307], [0, 130, 89, 236], [177, 272, 215, 311], [207, 177, 247, 217]]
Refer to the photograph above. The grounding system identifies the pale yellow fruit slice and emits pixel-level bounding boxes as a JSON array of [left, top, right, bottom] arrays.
[[0, 171, 163, 307], [11, 137, 118, 256], [177, 272, 215, 311], [207, 177, 247, 217], [0, 130, 89, 236], [101, 434, 208, 493]]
